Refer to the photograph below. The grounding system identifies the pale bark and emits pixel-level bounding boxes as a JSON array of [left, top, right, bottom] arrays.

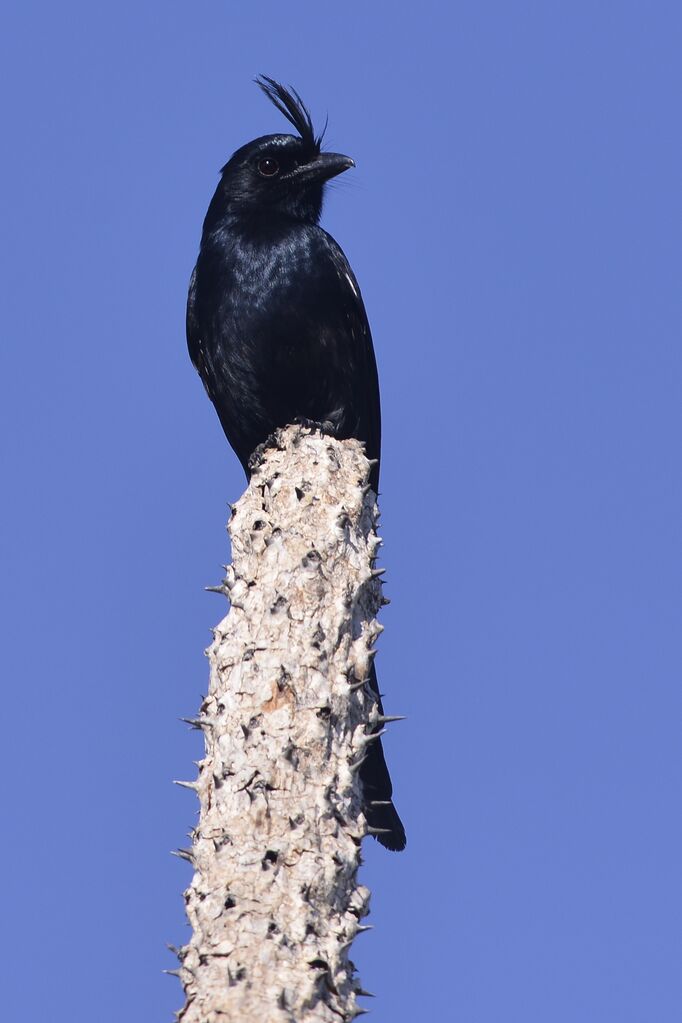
[[175, 425, 388, 1022]]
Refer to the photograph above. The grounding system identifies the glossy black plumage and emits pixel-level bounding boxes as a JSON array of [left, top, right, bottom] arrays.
[[187, 76, 405, 851]]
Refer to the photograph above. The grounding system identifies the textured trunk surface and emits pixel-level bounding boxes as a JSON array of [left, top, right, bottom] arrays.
[[176, 426, 387, 1022]]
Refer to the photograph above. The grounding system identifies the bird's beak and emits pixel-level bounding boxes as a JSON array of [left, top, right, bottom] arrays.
[[287, 152, 355, 186]]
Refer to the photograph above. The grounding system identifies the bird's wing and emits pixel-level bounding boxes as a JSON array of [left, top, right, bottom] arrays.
[[324, 236, 382, 478], [186, 265, 218, 404], [186, 266, 202, 367]]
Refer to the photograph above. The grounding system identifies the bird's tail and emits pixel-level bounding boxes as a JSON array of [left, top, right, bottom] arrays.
[[359, 664, 406, 852], [365, 791, 407, 852]]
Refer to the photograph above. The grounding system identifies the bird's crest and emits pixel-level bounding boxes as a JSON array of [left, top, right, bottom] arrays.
[[255, 75, 325, 150]]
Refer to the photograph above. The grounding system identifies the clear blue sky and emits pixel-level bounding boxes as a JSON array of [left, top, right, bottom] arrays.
[[2, 3, 681, 1020]]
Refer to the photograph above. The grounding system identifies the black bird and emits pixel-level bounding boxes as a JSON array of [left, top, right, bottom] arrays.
[[187, 76, 405, 852]]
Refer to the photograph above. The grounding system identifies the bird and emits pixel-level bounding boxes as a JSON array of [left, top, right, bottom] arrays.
[[187, 75, 405, 851]]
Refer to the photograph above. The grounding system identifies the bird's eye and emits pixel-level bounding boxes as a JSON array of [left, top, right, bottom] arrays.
[[258, 157, 280, 177]]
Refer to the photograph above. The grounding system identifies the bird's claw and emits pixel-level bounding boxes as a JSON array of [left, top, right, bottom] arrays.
[[247, 429, 286, 472], [247, 419, 338, 473], [293, 416, 337, 437]]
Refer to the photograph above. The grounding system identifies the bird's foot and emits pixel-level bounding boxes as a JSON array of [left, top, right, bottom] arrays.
[[247, 419, 338, 474], [247, 429, 287, 473], [293, 416, 337, 437]]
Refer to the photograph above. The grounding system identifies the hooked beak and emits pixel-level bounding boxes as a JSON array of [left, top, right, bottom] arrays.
[[287, 152, 355, 186]]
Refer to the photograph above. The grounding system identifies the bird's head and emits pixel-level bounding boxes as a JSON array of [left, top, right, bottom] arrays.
[[209, 76, 354, 225]]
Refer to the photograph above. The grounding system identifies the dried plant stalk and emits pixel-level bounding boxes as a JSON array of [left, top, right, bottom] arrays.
[[176, 425, 389, 1022]]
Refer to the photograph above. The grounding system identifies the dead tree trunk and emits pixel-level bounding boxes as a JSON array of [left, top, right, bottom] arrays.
[[175, 425, 388, 1023]]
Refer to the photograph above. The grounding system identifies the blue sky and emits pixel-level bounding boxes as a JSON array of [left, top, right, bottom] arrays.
[[2, 2, 681, 1020]]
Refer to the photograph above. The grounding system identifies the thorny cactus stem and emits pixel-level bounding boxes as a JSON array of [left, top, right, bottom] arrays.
[[175, 425, 391, 1023]]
